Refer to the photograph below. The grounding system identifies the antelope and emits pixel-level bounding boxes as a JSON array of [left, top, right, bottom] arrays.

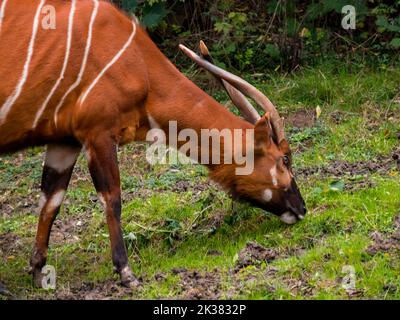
[[0, 0, 306, 288]]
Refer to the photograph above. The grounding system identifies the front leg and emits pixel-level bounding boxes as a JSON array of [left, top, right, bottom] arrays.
[[84, 136, 139, 288]]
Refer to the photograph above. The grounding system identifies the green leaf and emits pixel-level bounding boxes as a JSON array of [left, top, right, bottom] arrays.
[[122, 0, 137, 13], [142, 3, 167, 28], [264, 44, 280, 58], [329, 180, 345, 192], [389, 38, 400, 48]]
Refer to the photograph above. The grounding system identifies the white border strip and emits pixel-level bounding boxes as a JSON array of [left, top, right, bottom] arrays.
[[54, 0, 99, 126], [33, 0, 77, 129], [79, 20, 137, 105], [0, 0, 8, 34], [0, 0, 45, 124]]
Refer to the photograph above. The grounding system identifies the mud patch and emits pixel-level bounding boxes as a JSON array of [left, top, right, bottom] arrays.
[[285, 109, 316, 128], [0, 232, 22, 257], [298, 148, 399, 179], [55, 280, 133, 300], [50, 216, 89, 245], [173, 268, 221, 300], [0, 282, 13, 298], [366, 215, 400, 256], [235, 241, 277, 271]]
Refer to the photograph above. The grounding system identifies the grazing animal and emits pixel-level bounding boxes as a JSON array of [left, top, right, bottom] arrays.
[[0, 0, 306, 288]]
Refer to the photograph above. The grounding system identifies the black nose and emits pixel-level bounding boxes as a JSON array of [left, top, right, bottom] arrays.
[[288, 179, 307, 217]]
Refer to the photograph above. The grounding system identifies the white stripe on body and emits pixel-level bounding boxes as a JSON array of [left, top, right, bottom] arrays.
[[32, 0, 77, 129], [54, 0, 99, 126], [0, 0, 8, 34], [78, 20, 137, 106], [0, 0, 46, 125]]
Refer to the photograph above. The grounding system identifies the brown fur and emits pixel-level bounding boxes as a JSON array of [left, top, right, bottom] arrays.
[[0, 0, 305, 287]]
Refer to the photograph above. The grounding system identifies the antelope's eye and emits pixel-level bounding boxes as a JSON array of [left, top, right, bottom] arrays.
[[283, 155, 290, 166]]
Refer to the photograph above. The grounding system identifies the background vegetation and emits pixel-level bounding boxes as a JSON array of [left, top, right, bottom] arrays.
[[0, 0, 399, 300], [111, 0, 400, 71]]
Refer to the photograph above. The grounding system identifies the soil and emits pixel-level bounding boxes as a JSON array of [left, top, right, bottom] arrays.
[[366, 215, 400, 256], [235, 241, 277, 271], [55, 280, 133, 300], [172, 268, 221, 300], [298, 148, 400, 179], [0, 232, 22, 257], [285, 109, 316, 128]]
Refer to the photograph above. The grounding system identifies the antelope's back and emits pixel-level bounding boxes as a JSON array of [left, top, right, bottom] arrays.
[[0, 0, 146, 153]]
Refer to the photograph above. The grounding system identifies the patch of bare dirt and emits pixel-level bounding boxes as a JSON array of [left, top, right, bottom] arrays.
[[49, 216, 90, 245], [366, 215, 400, 256], [285, 109, 316, 128], [55, 280, 133, 300], [235, 241, 277, 271], [298, 148, 400, 179], [0, 232, 22, 257], [172, 268, 221, 300], [0, 282, 13, 298], [193, 209, 226, 233]]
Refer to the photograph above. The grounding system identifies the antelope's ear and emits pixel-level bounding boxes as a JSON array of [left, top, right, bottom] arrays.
[[278, 138, 291, 155], [254, 113, 272, 153]]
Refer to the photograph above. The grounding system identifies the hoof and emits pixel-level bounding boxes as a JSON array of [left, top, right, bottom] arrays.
[[31, 268, 45, 288], [120, 266, 140, 288]]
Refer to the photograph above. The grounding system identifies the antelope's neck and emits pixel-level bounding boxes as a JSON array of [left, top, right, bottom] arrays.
[[135, 30, 254, 180]]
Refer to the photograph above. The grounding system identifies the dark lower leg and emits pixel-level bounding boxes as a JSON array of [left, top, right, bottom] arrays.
[[30, 144, 80, 286], [85, 138, 138, 287]]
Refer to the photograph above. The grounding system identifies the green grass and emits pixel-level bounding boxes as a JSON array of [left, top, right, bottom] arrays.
[[0, 65, 399, 300]]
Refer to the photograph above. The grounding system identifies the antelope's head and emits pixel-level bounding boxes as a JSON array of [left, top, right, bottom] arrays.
[[180, 42, 306, 224]]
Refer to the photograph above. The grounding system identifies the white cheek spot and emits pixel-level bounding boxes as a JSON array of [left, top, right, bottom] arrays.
[[48, 190, 66, 211], [262, 189, 273, 202], [269, 165, 278, 186]]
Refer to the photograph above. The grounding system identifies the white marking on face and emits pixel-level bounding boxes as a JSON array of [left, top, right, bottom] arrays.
[[262, 189, 273, 202], [54, 0, 99, 126], [45, 144, 80, 173], [270, 165, 278, 186], [79, 20, 137, 105], [0, 0, 45, 125], [280, 211, 297, 225], [0, 0, 8, 34], [32, 0, 76, 129], [48, 190, 66, 211]]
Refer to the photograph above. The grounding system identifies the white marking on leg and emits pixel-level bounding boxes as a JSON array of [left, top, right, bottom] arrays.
[[48, 190, 66, 212], [45, 144, 80, 173], [78, 20, 137, 105], [0, 0, 8, 34], [0, 0, 46, 125], [98, 193, 106, 208], [83, 145, 92, 164], [54, 0, 99, 126], [32, 0, 76, 129], [38, 192, 47, 213], [269, 165, 278, 187], [148, 114, 161, 129], [262, 188, 273, 202]]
